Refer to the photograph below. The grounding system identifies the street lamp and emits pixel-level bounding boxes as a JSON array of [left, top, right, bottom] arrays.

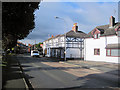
[[55, 16, 67, 61]]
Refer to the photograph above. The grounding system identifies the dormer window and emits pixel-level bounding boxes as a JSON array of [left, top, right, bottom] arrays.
[[94, 34, 97, 38], [94, 34, 100, 39], [92, 28, 101, 39], [118, 31, 120, 37]]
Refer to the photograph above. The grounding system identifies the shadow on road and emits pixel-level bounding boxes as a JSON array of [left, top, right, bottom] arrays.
[[16, 54, 120, 89], [23, 66, 84, 72], [74, 70, 120, 88]]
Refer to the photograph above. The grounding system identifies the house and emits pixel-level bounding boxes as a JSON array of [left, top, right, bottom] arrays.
[[43, 23, 87, 60], [84, 16, 120, 63], [16, 41, 28, 53]]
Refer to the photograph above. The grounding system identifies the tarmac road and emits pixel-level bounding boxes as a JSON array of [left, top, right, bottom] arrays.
[[17, 54, 119, 89]]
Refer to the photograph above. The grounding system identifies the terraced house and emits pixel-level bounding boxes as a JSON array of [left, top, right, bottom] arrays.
[[43, 23, 87, 60], [84, 16, 120, 63]]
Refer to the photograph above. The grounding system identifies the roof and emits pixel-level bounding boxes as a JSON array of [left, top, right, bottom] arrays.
[[64, 30, 87, 38], [44, 35, 61, 42], [86, 22, 120, 38], [106, 43, 120, 49], [43, 30, 87, 42]]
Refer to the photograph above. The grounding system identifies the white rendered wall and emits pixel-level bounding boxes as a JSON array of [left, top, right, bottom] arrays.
[[84, 35, 119, 63]]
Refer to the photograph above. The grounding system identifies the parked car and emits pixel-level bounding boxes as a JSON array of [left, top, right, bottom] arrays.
[[31, 50, 39, 57]]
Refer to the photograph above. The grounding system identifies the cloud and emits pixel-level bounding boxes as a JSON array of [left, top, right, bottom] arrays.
[[42, 0, 119, 2], [20, 2, 118, 45], [75, 2, 118, 25]]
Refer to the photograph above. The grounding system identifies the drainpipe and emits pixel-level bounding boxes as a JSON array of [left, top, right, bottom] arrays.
[[84, 38, 86, 61]]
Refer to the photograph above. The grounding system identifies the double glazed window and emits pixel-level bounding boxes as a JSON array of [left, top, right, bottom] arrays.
[[106, 49, 120, 57], [94, 49, 100, 55]]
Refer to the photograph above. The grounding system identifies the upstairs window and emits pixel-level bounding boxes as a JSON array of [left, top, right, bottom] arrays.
[[94, 49, 100, 55], [94, 34, 97, 38], [94, 34, 100, 39], [118, 31, 120, 37]]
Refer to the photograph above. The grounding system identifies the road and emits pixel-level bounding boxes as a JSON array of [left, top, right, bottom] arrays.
[[17, 54, 119, 89]]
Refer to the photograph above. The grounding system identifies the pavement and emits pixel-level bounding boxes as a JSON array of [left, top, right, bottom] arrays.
[[2, 55, 28, 90]]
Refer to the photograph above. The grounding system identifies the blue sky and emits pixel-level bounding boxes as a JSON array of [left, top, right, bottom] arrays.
[[19, 1, 119, 45]]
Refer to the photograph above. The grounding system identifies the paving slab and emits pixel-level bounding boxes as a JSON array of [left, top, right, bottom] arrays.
[[2, 55, 27, 89]]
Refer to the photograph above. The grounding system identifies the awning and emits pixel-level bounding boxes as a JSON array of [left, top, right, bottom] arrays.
[[106, 44, 120, 49]]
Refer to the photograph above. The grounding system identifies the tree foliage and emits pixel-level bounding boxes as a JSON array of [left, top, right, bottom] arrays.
[[35, 42, 43, 49], [2, 2, 40, 50]]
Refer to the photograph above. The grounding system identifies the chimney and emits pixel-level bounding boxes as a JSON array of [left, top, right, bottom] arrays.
[[109, 16, 115, 28], [72, 23, 78, 32], [51, 35, 54, 38]]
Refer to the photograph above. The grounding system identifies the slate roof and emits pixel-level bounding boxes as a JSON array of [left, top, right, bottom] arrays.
[[85, 22, 120, 38], [44, 35, 61, 42], [62, 30, 87, 38], [44, 30, 87, 42]]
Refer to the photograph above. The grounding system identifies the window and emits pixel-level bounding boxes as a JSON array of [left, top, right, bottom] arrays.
[[98, 34, 100, 38], [94, 34, 97, 38], [94, 49, 100, 55], [94, 34, 100, 39], [106, 49, 120, 57], [106, 49, 110, 56], [118, 31, 120, 37]]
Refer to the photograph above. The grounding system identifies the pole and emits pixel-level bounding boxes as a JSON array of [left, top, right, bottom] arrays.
[[55, 16, 67, 61], [34, 40, 36, 50]]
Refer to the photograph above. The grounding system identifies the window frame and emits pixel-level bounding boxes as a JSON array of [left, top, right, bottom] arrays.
[[106, 48, 120, 57], [94, 48, 100, 55], [94, 34, 100, 39], [118, 30, 120, 37], [106, 49, 111, 56]]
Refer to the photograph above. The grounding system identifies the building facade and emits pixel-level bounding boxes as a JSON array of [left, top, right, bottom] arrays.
[[43, 23, 87, 59], [84, 16, 120, 63]]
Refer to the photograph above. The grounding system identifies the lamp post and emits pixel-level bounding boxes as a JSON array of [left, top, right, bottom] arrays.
[[55, 16, 67, 61]]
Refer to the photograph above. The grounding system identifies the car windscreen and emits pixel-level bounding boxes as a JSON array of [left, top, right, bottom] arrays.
[[33, 51, 38, 53]]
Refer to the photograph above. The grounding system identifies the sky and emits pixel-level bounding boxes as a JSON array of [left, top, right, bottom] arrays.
[[19, 0, 119, 45]]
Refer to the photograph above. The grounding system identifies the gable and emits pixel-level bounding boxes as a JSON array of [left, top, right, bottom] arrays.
[[91, 28, 100, 35], [115, 25, 120, 31]]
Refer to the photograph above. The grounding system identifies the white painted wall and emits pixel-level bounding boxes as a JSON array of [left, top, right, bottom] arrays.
[[43, 35, 84, 58], [84, 35, 119, 63]]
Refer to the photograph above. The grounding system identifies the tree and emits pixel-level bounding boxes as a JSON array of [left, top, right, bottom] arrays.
[[2, 2, 40, 51], [35, 42, 43, 49]]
